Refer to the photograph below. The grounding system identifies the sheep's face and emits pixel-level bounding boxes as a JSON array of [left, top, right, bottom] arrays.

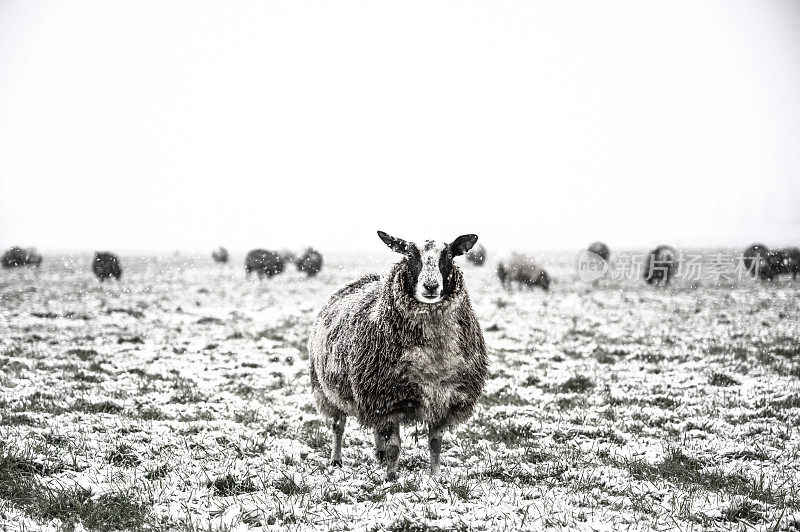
[[377, 231, 478, 304]]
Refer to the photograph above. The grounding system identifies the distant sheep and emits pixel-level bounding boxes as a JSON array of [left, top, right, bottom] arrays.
[[755, 247, 800, 281], [465, 243, 487, 266], [93, 252, 122, 281], [587, 242, 610, 262], [497, 253, 550, 291], [1, 246, 42, 268], [309, 231, 488, 480], [643, 245, 678, 286], [742, 243, 769, 278], [245, 249, 284, 279], [211, 247, 229, 264], [296, 247, 323, 277]]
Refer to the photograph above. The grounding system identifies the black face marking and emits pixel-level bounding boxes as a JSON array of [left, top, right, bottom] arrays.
[[439, 245, 456, 296], [404, 244, 422, 299]]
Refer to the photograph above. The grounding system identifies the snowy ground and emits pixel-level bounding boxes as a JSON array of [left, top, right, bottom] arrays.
[[1, 250, 799, 531]]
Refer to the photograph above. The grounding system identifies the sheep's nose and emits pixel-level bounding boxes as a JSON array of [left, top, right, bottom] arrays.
[[423, 282, 439, 294]]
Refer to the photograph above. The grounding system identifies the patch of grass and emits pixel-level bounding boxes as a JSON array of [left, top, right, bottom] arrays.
[[613, 448, 788, 506], [299, 419, 328, 452], [195, 317, 224, 325], [1, 446, 149, 530], [273, 473, 309, 496], [709, 372, 740, 387], [466, 419, 538, 447], [107, 443, 141, 467], [480, 386, 526, 407], [66, 348, 98, 360], [322, 489, 348, 503], [558, 375, 595, 394], [117, 335, 145, 344], [169, 378, 207, 404], [71, 399, 124, 415], [207, 473, 258, 496], [0, 412, 38, 426], [145, 464, 170, 480], [106, 307, 145, 319]]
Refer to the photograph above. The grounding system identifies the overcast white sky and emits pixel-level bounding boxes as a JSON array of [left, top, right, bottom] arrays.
[[1, 1, 798, 252]]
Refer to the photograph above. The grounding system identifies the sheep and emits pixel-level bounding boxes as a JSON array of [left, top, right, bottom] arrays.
[[211, 246, 229, 264], [643, 245, 678, 286], [587, 242, 610, 262], [308, 231, 488, 480], [245, 249, 284, 279], [777, 247, 800, 280], [755, 247, 800, 281], [296, 247, 323, 277], [93, 252, 122, 281], [465, 243, 487, 266], [1, 246, 42, 268], [497, 253, 550, 291]]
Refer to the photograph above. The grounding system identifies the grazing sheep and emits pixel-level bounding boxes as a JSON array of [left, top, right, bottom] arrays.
[[1, 246, 42, 268], [93, 252, 122, 281], [587, 242, 610, 262], [211, 247, 229, 264], [778, 247, 800, 280], [643, 245, 678, 286], [497, 253, 550, 291], [296, 247, 323, 277], [465, 243, 487, 266], [742, 244, 769, 278], [308, 231, 488, 480], [757, 247, 800, 281], [245, 249, 284, 279]]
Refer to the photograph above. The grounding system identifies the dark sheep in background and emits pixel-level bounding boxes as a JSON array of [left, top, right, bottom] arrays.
[[296, 247, 323, 277], [587, 241, 610, 262], [93, 252, 122, 281], [643, 245, 678, 286], [211, 246, 229, 263], [1, 246, 42, 268], [465, 243, 487, 266], [757, 247, 800, 281], [245, 249, 284, 279], [778, 247, 800, 280], [497, 253, 550, 291], [742, 243, 769, 278]]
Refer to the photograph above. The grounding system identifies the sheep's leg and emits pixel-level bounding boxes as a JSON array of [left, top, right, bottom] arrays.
[[428, 423, 444, 476], [330, 412, 346, 466], [384, 423, 401, 481], [373, 427, 386, 464]]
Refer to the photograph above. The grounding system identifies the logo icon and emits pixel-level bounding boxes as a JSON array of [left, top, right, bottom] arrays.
[[576, 250, 609, 283]]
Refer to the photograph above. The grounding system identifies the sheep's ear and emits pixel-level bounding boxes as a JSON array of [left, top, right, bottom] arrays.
[[451, 234, 478, 256], [378, 231, 411, 255]]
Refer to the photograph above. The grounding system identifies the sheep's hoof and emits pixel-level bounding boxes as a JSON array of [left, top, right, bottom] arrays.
[[331, 459, 342, 467], [375, 450, 386, 464]]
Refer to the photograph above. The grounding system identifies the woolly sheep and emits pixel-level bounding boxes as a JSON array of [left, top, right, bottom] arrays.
[[587, 242, 610, 262], [245, 249, 284, 279], [211, 246, 229, 264], [643, 245, 678, 286], [93, 252, 122, 281], [308, 231, 488, 480], [1, 246, 42, 268], [296, 247, 323, 277], [497, 253, 550, 291]]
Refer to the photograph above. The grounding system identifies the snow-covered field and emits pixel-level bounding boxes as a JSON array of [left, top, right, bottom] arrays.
[[1, 250, 799, 531]]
